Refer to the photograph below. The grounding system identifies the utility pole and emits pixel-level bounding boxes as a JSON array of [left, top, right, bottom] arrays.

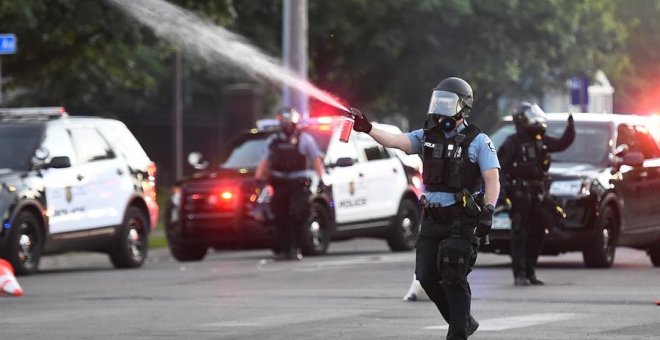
[[172, 49, 183, 182], [282, 0, 309, 119]]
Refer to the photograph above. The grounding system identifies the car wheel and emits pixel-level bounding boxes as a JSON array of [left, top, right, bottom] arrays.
[[301, 202, 330, 256], [2, 211, 43, 276], [648, 245, 660, 267], [169, 242, 207, 262], [109, 207, 149, 268], [387, 199, 421, 252], [582, 205, 617, 268]]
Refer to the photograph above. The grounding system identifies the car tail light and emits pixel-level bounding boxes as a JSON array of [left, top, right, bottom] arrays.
[[207, 185, 240, 210], [145, 162, 158, 201]]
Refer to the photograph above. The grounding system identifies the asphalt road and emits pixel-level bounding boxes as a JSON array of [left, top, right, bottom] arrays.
[[3, 239, 660, 340]]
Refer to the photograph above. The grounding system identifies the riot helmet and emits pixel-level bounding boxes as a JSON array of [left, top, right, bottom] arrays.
[[512, 102, 547, 135], [276, 107, 301, 135], [427, 77, 473, 132]]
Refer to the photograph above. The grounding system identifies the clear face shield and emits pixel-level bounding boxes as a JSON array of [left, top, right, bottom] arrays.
[[522, 104, 547, 125], [427, 90, 465, 132], [427, 90, 463, 117]]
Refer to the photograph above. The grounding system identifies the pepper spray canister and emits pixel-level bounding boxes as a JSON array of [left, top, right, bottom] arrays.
[[339, 115, 354, 143]]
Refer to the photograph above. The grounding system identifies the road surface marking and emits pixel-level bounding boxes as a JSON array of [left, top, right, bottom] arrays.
[[424, 313, 579, 331], [199, 309, 374, 327]]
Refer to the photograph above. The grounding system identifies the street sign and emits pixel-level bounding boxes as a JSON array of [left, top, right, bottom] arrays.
[[0, 34, 17, 55]]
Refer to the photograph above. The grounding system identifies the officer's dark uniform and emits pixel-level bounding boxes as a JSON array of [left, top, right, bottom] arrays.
[[498, 105, 575, 285], [350, 77, 499, 339], [263, 128, 321, 260], [408, 123, 499, 339]]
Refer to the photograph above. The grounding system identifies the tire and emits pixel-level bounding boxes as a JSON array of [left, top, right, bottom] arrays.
[[109, 207, 149, 268], [2, 211, 43, 276], [169, 242, 207, 262], [300, 202, 331, 256], [387, 199, 421, 252], [582, 205, 617, 268], [649, 245, 660, 267]]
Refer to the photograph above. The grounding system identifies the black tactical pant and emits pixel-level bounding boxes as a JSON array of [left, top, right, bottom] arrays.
[[271, 178, 311, 257], [510, 192, 545, 280], [415, 206, 480, 340]]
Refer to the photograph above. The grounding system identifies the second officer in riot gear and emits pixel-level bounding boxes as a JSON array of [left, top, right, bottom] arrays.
[[350, 77, 500, 339], [498, 102, 575, 286], [255, 107, 325, 260]]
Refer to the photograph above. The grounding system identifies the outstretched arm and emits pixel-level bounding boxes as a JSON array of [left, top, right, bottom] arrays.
[[350, 108, 413, 154], [546, 114, 575, 152]]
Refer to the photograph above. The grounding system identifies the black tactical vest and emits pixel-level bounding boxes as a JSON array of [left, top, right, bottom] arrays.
[[509, 132, 550, 180], [422, 124, 482, 193], [270, 131, 307, 172]]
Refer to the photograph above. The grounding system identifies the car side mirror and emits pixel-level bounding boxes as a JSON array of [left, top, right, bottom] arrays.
[[46, 156, 72, 169], [187, 152, 209, 170], [614, 144, 629, 157], [621, 151, 644, 167], [333, 157, 354, 168]]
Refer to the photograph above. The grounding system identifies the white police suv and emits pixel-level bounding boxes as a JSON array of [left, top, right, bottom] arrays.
[[166, 116, 423, 261], [0, 108, 159, 274]]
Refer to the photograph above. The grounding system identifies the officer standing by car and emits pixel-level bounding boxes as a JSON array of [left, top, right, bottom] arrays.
[[350, 77, 500, 340], [255, 107, 326, 261], [498, 102, 575, 286]]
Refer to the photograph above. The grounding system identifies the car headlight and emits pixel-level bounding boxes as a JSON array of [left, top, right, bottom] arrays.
[[549, 179, 589, 196]]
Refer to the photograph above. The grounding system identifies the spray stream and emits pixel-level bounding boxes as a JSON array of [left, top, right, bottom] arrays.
[[108, 0, 349, 113]]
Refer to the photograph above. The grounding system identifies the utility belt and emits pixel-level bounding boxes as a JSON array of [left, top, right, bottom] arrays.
[[270, 177, 311, 188], [423, 204, 465, 220]]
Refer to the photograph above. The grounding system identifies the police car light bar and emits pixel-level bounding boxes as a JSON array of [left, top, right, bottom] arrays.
[[0, 107, 68, 119]]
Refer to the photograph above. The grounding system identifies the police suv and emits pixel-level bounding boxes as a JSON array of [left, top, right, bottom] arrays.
[[0, 108, 159, 275], [165, 116, 423, 261]]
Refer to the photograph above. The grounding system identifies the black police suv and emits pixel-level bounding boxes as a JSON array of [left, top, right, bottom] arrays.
[[483, 113, 660, 268], [165, 117, 423, 261], [0, 108, 159, 275]]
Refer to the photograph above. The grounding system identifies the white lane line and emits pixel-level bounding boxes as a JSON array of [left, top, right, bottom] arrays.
[[424, 313, 579, 331], [199, 309, 374, 327]]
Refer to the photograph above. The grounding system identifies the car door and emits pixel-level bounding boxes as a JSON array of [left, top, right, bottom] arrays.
[[355, 135, 407, 219], [40, 126, 88, 234], [630, 124, 660, 232], [69, 127, 133, 229], [325, 135, 370, 224], [615, 124, 645, 231]]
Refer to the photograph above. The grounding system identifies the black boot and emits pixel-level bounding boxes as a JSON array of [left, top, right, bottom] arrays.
[[528, 276, 544, 285]]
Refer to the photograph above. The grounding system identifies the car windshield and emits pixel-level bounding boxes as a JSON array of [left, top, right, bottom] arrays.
[[221, 128, 332, 169], [0, 124, 44, 170], [490, 121, 612, 165]]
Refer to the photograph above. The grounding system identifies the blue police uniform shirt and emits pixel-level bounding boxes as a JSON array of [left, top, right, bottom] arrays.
[[405, 122, 500, 207], [261, 131, 322, 179]]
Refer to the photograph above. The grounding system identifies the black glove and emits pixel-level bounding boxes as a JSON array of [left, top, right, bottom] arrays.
[[350, 107, 372, 133], [475, 204, 495, 237], [317, 179, 330, 194]]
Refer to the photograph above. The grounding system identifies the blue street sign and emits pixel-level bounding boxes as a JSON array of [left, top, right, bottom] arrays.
[[0, 34, 17, 55]]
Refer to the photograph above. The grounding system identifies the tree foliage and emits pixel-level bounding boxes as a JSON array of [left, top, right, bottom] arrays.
[[0, 0, 644, 126]]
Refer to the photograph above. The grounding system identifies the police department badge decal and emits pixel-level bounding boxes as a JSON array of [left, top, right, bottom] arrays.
[[65, 186, 73, 203]]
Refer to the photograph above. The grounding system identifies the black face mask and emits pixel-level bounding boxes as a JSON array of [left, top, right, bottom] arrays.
[[439, 116, 458, 132], [528, 122, 546, 136], [281, 122, 296, 136]]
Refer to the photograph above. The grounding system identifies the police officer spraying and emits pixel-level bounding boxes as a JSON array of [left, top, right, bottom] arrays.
[[255, 107, 325, 261], [350, 77, 500, 339], [498, 103, 575, 286]]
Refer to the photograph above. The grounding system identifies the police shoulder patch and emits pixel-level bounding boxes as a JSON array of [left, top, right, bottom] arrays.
[[486, 141, 496, 153]]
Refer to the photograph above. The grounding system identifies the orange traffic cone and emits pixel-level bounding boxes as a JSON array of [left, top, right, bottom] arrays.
[[0, 258, 23, 297]]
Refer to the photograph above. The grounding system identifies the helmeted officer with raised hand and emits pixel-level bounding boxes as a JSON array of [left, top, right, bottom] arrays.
[[255, 107, 325, 261], [498, 102, 575, 286], [350, 77, 500, 339]]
